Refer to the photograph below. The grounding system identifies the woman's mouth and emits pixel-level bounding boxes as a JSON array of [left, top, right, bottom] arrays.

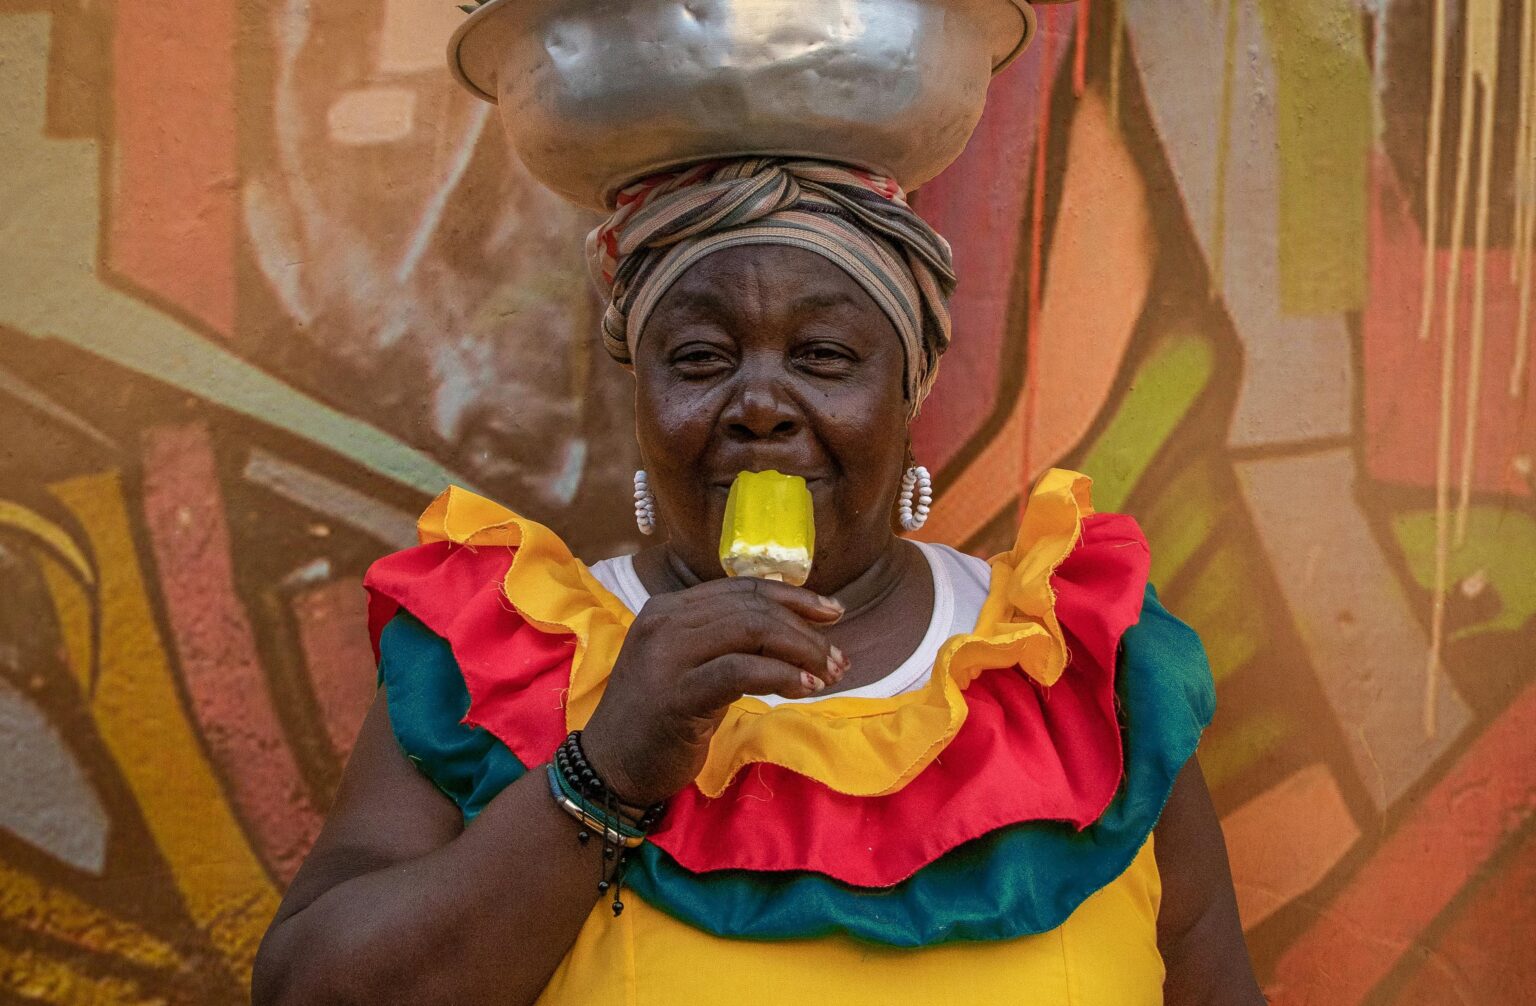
[[711, 473, 824, 489]]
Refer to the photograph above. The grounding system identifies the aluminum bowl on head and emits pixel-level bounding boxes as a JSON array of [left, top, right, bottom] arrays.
[[449, 0, 1058, 211]]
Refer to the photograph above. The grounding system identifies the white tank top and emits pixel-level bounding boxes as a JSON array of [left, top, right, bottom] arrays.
[[587, 542, 991, 704]]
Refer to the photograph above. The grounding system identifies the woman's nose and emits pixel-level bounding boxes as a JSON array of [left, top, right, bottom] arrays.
[[722, 383, 800, 441]]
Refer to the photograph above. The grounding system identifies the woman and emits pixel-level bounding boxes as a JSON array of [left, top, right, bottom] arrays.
[[252, 160, 1264, 1004]]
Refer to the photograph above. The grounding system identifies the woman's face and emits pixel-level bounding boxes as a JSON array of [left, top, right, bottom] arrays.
[[633, 244, 911, 594]]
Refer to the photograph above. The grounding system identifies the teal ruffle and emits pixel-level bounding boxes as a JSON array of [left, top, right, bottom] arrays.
[[378, 587, 1214, 948], [378, 612, 522, 822]]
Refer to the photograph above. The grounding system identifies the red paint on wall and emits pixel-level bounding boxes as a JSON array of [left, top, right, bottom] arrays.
[[141, 424, 322, 882], [1266, 678, 1536, 1005], [1390, 821, 1536, 1004], [1364, 156, 1536, 498], [291, 579, 377, 761], [910, 11, 1076, 477], [110, 0, 238, 336], [1073, 0, 1090, 97], [1021, 3, 1058, 518]]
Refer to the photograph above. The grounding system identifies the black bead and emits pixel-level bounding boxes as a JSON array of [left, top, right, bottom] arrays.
[[577, 830, 590, 844], [604, 846, 616, 859], [612, 900, 624, 917], [598, 880, 610, 893]]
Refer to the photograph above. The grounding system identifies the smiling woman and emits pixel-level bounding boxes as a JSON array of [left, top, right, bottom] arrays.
[[251, 159, 1262, 1006], [250, 5, 1262, 1004]]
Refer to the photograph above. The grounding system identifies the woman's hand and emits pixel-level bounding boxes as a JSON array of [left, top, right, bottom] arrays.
[[580, 577, 848, 807]]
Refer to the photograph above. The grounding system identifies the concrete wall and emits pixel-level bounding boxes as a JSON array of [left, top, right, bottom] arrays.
[[1, 1, 1531, 1001]]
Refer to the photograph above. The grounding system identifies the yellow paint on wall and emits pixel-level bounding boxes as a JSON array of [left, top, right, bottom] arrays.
[[43, 472, 280, 981], [0, 860, 180, 971], [0, 501, 94, 586], [0, 944, 145, 1005], [1428, 0, 1504, 737]]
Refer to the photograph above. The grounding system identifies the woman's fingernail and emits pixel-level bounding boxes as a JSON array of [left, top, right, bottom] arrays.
[[826, 655, 843, 680], [830, 646, 849, 671], [820, 596, 845, 615], [801, 671, 825, 692]]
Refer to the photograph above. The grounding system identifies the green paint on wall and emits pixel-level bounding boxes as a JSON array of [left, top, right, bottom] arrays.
[[1077, 320, 1216, 514], [1200, 707, 1294, 793], [1257, 0, 1372, 314], [1173, 541, 1265, 685], [1393, 508, 1536, 639], [1142, 459, 1237, 589]]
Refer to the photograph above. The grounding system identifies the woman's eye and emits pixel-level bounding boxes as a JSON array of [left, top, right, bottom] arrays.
[[799, 344, 855, 366], [672, 346, 730, 371]]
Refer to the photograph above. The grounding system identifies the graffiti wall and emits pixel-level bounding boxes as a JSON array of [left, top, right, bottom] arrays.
[[1, 0, 1531, 1002]]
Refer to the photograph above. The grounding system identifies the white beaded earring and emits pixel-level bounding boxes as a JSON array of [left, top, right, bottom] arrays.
[[633, 470, 657, 535], [898, 465, 933, 532]]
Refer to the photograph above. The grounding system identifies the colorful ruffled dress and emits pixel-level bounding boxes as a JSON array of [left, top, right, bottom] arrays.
[[363, 469, 1215, 1005]]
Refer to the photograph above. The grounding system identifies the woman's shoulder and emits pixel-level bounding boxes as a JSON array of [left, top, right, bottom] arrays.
[[364, 485, 617, 783], [375, 609, 526, 820], [362, 483, 621, 651]]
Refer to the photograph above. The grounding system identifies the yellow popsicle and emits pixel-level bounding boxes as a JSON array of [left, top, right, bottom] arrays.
[[718, 470, 815, 586]]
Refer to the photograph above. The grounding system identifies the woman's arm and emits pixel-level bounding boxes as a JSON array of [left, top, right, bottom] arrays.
[[253, 577, 846, 1005], [251, 692, 611, 1006], [1154, 759, 1267, 1005]]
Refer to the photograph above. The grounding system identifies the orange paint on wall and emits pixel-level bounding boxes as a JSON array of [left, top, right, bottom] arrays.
[[1220, 764, 1359, 931], [1266, 678, 1536, 1005], [919, 88, 1152, 546], [109, 0, 238, 336]]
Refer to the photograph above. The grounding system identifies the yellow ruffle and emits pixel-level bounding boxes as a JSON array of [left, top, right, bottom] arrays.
[[413, 468, 1095, 799]]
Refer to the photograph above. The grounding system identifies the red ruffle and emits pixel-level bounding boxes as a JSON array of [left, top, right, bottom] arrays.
[[649, 514, 1147, 886], [365, 542, 574, 764], [364, 514, 1150, 889]]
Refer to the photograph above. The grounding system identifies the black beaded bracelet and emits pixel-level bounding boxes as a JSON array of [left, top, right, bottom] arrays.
[[555, 732, 664, 826], [548, 731, 665, 916]]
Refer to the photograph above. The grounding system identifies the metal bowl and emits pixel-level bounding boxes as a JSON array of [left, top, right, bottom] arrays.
[[449, 0, 1056, 210]]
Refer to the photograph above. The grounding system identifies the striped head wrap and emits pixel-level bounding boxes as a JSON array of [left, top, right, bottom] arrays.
[[586, 158, 957, 415]]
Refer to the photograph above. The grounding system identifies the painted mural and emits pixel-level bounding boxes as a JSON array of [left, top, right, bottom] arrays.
[[0, 0, 1531, 1002]]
